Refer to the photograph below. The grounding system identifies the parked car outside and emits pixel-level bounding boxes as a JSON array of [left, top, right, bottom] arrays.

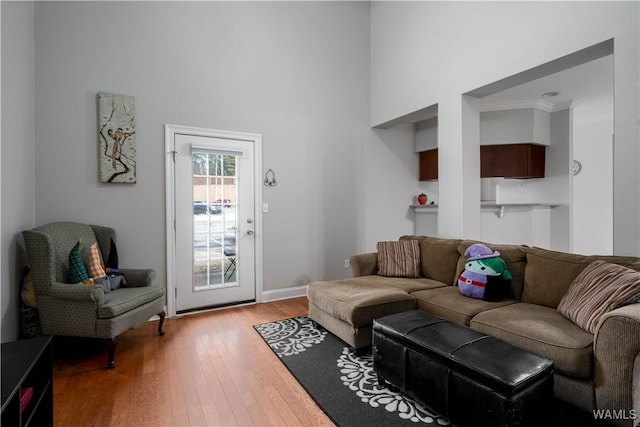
[[194, 202, 208, 215], [194, 201, 222, 215], [213, 198, 233, 208], [209, 203, 223, 214]]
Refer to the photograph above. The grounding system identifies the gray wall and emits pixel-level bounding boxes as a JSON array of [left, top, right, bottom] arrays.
[[1, 1, 36, 342], [32, 2, 371, 299]]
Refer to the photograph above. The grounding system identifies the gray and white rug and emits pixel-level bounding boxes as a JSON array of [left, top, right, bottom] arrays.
[[254, 316, 603, 427], [254, 316, 449, 426]]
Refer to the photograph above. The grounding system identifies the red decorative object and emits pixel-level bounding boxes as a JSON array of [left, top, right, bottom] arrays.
[[417, 193, 428, 205], [20, 387, 34, 413]]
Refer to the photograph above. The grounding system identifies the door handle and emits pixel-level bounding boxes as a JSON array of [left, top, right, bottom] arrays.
[[247, 230, 254, 235]]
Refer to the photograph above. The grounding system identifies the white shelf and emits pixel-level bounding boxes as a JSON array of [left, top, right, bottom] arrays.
[[412, 203, 558, 217], [480, 202, 559, 208], [412, 204, 438, 212]]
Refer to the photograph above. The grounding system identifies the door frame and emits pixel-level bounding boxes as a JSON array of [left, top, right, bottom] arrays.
[[164, 124, 263, 317]]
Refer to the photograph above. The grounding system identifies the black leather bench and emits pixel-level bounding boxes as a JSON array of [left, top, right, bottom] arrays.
[[373, 310, 554, 427]]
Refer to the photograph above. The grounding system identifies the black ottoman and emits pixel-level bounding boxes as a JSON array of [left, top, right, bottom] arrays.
[[373, 310, 554, 427]]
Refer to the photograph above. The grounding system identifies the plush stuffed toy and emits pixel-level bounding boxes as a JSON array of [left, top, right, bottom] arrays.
[[458, 243, 512, 302]]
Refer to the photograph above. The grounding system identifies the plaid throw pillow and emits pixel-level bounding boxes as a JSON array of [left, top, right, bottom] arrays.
[[377, 240, 421, 278], [89, 243, 107, 278], [69, 240, 90, 283], [557, 260, 640, 334]]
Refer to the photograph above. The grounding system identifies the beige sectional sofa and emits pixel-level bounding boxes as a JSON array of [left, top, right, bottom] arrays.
[[307, 235, 640, 426]]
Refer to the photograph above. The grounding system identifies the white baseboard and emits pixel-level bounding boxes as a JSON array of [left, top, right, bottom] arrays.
[[158, 288, 308, 319], [261, 285, 308, 303]]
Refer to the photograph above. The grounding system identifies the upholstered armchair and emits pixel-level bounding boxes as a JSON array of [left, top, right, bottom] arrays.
[[22, 221, 166, 368]]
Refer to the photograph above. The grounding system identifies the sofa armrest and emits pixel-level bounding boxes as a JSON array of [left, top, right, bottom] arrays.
[[120, 268, 156, 287], [50, 282, 104, 301], [593, 303, 640, 420], [350, 252, 378, 277]]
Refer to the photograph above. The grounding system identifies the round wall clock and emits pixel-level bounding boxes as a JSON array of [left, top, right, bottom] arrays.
[[572, 160, 582, 175]]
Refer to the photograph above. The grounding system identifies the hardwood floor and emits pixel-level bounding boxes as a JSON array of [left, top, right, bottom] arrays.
[[52, 297, 335, 427]]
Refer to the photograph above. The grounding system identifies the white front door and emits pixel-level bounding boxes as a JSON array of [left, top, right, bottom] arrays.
[[172, 131, 257, 312]]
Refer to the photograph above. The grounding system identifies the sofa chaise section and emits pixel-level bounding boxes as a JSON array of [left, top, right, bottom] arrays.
[[308, 276, 444, 349]]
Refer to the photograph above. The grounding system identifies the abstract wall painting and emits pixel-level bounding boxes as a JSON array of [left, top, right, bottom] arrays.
[[98, 92, 136, 183]]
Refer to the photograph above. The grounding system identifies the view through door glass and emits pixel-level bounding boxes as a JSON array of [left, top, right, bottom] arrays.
[[175, 132, 255, 312], [192, 152, 238, 288]]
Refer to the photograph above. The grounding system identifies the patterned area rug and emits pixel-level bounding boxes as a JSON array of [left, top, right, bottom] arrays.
[[254, 316, 449, 427], [254, 316, 605, 427]]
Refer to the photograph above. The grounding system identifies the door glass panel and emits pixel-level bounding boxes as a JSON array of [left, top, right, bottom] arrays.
[[192, 151, 238, 290]]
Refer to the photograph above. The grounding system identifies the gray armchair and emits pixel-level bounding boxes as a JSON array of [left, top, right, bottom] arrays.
[[22, 221, 166, 368]]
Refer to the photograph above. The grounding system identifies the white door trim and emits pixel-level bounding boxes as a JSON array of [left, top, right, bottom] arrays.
[[164, 124, 263, 317]]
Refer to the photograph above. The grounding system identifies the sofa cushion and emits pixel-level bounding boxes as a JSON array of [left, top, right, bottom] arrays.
[[377, 240, 420, 278], [457, 240, 527, 299], [354, 275, 447, 293], [98, 285, 165, 318], [592, 254, 640, 271], [557, 260, 640, 334], [470, 303, 594, 379], [400, 235, 462, 284], [411, 286, 517, 326], [307, 278, 421, 328], [521, 248, 595, 308]]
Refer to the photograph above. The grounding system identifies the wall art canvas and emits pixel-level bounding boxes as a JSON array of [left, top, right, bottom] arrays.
[[98, 92, 136, 183]]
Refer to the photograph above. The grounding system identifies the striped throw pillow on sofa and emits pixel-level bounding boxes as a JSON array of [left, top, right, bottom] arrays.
[[557, 260, 640, 334], [377, 240, 421, 278]]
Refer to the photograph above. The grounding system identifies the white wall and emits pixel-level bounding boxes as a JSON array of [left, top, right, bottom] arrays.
[[1, 1, 36, 342], [572, 94, 614, 255], [415, 117, 438, 151], [357, 123, 418, 252], [548, 109, 572, 252], [370, 1, 640, 255], [32, 1, 372, 298], [480, 108, 550, 146]]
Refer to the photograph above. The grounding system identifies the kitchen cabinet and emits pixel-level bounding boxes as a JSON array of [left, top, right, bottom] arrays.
[[419, 149, 438, 181], [480, 143, 545, 178]]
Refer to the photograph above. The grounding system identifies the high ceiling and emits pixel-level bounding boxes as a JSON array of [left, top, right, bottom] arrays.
[[480, 54, 614, 111]]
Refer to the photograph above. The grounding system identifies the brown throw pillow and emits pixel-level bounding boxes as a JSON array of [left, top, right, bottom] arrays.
[[377, 240, 420, 278], [557, 260, 640, 334]]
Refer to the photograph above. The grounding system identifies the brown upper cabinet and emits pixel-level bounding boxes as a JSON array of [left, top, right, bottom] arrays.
[[480, 143, 545, 179], [419, 143, 545, 181], [419, 149, 438, 181]]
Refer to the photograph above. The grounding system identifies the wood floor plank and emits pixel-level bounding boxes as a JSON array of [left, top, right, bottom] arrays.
[[52, 297, 333, 426]]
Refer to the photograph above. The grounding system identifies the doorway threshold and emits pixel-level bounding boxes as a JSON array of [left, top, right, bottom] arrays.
[[176, 299, 256, 317]]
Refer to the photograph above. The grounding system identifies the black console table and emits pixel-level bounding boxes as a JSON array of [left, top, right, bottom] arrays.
[[1, 336, 53, 427]]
